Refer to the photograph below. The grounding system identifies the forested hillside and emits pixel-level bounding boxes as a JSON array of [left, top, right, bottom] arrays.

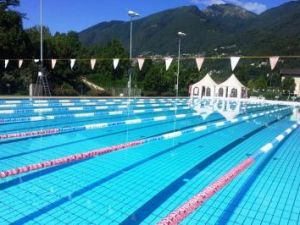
[[0, 0, 299, 97]]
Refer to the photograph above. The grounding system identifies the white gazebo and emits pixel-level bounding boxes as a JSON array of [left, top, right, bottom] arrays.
[[216, 74, 247, 99], [190, 74, 217, 98]]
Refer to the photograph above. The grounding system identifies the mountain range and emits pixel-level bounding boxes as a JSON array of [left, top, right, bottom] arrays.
[[79, 1, 300, 56]]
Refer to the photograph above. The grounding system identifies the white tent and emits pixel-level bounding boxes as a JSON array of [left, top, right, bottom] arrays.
[[215, 100, 242, 120], [190, 74, 217, 98], [216, 74, 247, 99]]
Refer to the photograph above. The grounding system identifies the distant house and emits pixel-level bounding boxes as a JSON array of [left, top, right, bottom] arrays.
[[280, 69, 300, 97]]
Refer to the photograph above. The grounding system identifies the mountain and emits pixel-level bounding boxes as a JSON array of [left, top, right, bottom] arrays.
[[79, 1, 300, 55], [238, 0, 300, 54]]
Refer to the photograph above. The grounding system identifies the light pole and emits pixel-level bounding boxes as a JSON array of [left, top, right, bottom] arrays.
[[128, 10, 139, 97], [176, 31, 186, 97], [40, 0, 43, 69]]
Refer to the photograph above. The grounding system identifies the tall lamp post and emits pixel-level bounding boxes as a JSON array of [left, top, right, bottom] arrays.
[[128, 10, 139, 97], [176, 31, 186, 97]]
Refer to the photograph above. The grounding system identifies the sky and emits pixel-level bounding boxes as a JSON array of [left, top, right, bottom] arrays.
[[18, 0, 292, 33]]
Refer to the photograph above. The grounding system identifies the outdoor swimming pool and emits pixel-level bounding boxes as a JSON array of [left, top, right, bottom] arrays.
[[0, 98, 299, 225]]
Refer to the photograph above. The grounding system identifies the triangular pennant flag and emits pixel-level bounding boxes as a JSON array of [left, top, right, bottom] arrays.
[[70, 59, 76, 69], [113, 58, 119, 70], [165, 57, 173, 71], [90, 59, 96, 70], [269, 56, 279, 70], [51, 59, 57, 69], [195, 57, 205, 71], [230, 57, 240, 71], [34, 59, 39, 63], [137, 58, 145, 71], [4, 59, 9, 69], [18, 60, 23, 68]]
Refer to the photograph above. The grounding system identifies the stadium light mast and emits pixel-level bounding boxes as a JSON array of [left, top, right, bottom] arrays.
[[128, 10, 139, 97], [176, 31, 186, 97]]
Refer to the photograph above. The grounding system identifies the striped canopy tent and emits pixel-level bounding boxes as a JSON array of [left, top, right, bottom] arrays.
[[190, 74, 217, 98], [216, 74, 248, 99]]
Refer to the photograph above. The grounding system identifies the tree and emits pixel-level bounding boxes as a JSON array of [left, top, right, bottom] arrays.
[[0, 0, 32, 94], [247, 79, 255, 91], [254, 76, 267, 90], [0, 0, 19, 10], [282, 77, 296, 93]]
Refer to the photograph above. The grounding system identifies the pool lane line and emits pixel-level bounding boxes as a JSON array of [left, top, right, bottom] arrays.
[[0, 99, 189, 109], [0, 100, 261, 116], [0, 112, 206, 142], [0, 101, 187, 114], [0, 104, 191, 125], [0, 101, 183, 111], [0, 104, 273, 143], [0, 103, 272, 140], [157, 122, 300, 225], [0, 107, 291, 179], [1, 104, 268, 162], [7, 111, 290, 225], [0, 107, 193, 134], [0, 101, 189, 116], [0, 113, 245, 191], [119, 112, 291, 225], [0, 103, 272, 128], [0, 107, 290, 178], [216, 125, 299, 225], [0, 98, 188, 105], [0, 115, 223, 162], [0, 98, 188, 107]]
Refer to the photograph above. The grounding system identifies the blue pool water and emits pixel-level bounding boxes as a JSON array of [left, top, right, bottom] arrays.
[[0, 98, 299, 225]]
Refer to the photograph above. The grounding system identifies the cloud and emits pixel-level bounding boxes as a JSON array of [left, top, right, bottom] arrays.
[[242, 2, 267, 14], [191, 0, 267, 14]]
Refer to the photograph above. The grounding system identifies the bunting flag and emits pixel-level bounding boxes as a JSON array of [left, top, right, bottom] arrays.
[[230, 57, 240, 71], [113, 58, 119, 70], [269, 56, 279, 70], [195, 57, 205, 71], [165, 57, 173, 71], [34, 59, 39, 63], [51, 59, 57, 69], [18, 60, 23, 68], [4, 59, 9, 69], [90, 59, 96, 70], [70, 59, 76, 69], [137, 58, 145, 71]]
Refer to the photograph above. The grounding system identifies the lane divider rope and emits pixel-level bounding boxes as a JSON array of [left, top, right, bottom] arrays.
[[0, 107, 291, 179], [157, 121, 300, 225], [0, 112, 204, 141], [0, 105, 191, 125], [0, 105, 273, 140], [0, 98, 188, 105], [0, 99, 189, 110], [0, 102, 188, 115], [0, 104, 271, 125]]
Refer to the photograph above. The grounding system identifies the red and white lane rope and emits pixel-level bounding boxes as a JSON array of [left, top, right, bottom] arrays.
[[157, 122, 300, 225], [0, 107, 290, 179]]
